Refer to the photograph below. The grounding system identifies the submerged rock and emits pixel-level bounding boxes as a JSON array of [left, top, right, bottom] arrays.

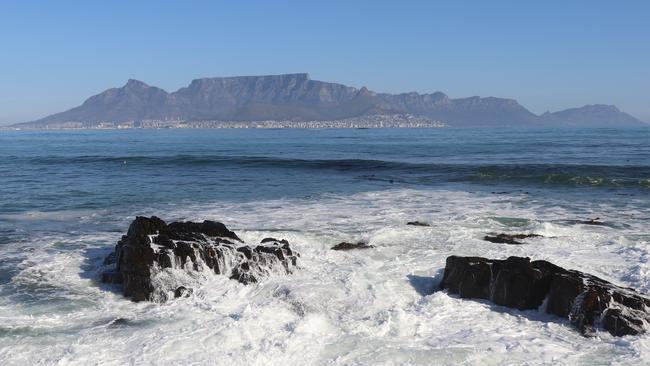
[[583, 217, 605, 225], [101, 216, 299, 302], [407, 221, 431, 227], [331, 242, 375, 251], [483, 233, 542, 245], [558, 218, 608, 226], [107, 318, 130, 328], [440, 255, 650, 336], [174, 286, 193, 298]]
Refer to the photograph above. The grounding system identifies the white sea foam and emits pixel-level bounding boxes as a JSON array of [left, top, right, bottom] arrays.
[[0, 188, 649, 365]]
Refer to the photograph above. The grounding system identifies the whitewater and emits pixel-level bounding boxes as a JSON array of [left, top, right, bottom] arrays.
[[0, 127, 649, 365]]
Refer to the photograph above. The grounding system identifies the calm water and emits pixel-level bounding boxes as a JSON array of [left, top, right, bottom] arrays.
[[0, 127, 649, 365], [1, 128, 648, 214]]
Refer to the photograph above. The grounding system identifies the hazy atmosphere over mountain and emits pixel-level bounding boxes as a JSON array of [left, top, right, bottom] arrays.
[[15, 74, 645, 128]]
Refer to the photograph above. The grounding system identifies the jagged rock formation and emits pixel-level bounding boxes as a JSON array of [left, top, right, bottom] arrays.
[[15, 73, 647, 128], [440, 256, 650, 336], [101, 216, 299, 302]]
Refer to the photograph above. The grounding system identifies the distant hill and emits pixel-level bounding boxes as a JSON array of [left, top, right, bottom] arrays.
[[539, 104, 644, 127], [14, 73, 647, 128]]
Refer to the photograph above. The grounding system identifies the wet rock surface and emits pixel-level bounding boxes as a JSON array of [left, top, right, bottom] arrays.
[[583, 217, 605, 225], [441, 255, 650, 336], [407, 221, 431, 227], [101, 216, 299, 302], [106, 318, 130, 328], [557, 218, 611, 227], [483, 233, 543, 245], [174, 286, 193, 298], [330, 242, 375, 251]]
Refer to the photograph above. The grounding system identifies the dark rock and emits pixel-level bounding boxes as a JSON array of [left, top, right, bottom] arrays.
[[557, 218, 616, 228], [237, 246, 254, 260], [103, 252, 116, 265], [107, 318, 130, 328], [440, 255, 650, 336], [231, 240, 297, 284], [101, 270, 123, 284], [174, 286, 193, 298], [331, 242, 375, 251], [261, 237, 289, 245], [101, 216, 299, 302], [583, 217, 604, 225], [483, 233, 543, 245], [407, 221, 430, 227]]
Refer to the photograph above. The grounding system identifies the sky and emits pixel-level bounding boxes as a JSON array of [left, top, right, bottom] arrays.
[[0, 0, 649, 125]]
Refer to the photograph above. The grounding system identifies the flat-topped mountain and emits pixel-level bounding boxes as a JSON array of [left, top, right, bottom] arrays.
[[15, 73, 646, 128]]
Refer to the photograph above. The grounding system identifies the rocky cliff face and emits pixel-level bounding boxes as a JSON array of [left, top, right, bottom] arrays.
[[20, 73, 646, 127]]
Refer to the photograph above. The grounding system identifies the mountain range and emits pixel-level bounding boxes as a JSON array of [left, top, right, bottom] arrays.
[[14, 73, 646, 128]]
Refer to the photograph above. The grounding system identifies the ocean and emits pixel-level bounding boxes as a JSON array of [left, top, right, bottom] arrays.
[[0, 127, 649, 365]]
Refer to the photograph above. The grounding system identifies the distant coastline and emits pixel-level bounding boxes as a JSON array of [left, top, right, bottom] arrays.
[[5, 114, 445, 130]]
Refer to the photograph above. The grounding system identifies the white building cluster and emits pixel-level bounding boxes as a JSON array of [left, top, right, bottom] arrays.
[[12, 114, 446, 130]]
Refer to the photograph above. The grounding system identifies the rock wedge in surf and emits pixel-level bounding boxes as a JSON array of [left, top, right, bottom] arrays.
[[440, 255, 650, 336], [102, 216, 299, 301]]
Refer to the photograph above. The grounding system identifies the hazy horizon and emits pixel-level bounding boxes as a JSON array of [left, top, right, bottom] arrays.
[[1, 0, 649, 125]]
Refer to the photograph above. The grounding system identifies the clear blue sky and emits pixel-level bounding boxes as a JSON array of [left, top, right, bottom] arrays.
[[1, 0, 648, 124]]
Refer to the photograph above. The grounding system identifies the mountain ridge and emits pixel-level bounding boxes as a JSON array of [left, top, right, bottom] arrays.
[[15, 73, 647, 128]]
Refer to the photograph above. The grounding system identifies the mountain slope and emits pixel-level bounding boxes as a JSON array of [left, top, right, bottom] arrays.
[[16, 73, 647, 127], [539, 104, 644, 127]]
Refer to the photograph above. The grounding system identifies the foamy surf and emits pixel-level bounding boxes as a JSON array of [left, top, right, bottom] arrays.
[[0, 188, 648, 365]]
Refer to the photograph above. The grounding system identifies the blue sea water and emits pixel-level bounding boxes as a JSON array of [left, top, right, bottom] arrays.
[[1, 128, 648, 214], [0, 127, 649, 365]]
